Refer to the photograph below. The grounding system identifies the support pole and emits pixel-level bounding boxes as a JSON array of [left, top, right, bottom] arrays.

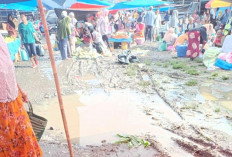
[[36, 0, 74, 156]]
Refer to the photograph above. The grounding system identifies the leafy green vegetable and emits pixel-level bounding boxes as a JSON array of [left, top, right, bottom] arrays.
[[115, 134, 150, 148]]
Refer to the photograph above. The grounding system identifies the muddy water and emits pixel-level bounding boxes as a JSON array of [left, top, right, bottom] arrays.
[[38, 89, 192, 155], [199, 82, 232, 110]]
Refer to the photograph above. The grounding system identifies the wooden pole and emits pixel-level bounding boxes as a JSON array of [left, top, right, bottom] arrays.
[[36, 0, 74, 156]]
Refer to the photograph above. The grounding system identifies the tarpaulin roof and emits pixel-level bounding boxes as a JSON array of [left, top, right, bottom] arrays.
[[0, 0, 37, 11], [54, 8, 97, 20], [205, 0, 232, 8], [0, 0, 29, 4], [70, 3, 108, 10], [63, 0, 112, 9], [110, 0, 170, 10], [42, 0, 62, 10]]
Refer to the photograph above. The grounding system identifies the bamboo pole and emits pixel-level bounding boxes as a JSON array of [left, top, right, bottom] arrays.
[[36, 0, 74, 156]]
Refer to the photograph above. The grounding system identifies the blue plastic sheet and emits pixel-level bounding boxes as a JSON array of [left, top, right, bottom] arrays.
[[110, 0, 170, 10], [0, 0, 29, 4], [0, 0, 37, 11], [7, 38, 21, 61], [109, 38, 132, 43], [215, 58, 232, 70]]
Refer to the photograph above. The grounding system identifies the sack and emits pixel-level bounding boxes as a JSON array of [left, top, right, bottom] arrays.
[[158, 41, 167, 51], [36, 44, 45, 57], [27, 101, 47, 141], [20, 48, 29, 61]]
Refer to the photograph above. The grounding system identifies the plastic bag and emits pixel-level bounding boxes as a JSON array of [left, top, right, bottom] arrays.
[[158, 41, 167, 51], [36, 44, 45, 57], [21, 48, 29, 61]]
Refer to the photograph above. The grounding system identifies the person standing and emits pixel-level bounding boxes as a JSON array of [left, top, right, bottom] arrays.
[[154, 9, 161, 41], [19, 14, 40, 68], [210, 8, 216, 27], [69, 12, 77, 55], [0, 33, 43, 157], [98, 10, 110, 49], [169, 10, 179, 33], [144, 6, 156, 42], [6, 14, 17, 38], [221, 9, 230, 28], [57, 11, 71, 60]]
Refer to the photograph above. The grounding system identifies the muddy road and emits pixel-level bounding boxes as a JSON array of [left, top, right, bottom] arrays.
[[15, 43, 232, 157]]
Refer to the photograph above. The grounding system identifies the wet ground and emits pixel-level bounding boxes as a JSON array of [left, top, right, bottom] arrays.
[[15, 42, 232, 156]]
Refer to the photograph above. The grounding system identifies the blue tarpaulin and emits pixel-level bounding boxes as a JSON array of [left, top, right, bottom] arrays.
[[42, 0, 62, 10], [0, 0, 37, 11], [110, 0, 170, 10], [0, 0, 29, 4]]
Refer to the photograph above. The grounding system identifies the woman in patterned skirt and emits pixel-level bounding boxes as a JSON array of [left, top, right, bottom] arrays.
[[186, 26, 207, 60], [0, 33, 42, 157]]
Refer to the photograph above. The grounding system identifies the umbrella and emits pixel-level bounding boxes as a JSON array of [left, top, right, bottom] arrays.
[[205, 0, 232, 8]]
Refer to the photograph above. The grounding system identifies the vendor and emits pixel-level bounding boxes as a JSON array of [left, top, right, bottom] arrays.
[[186, 26, 207, 60], [214, 29, 225, 47], [221, 31, 232, 53], [163, 27, 177, 47], [6, 14, 17, 38], [173, 29, 188, 49]]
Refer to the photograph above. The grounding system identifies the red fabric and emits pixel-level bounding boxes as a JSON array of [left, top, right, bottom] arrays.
[[205, 0, 213, 8], [109, 10, 118, 14], [186, 31, 200, 59], [70, 3, 108, 10]]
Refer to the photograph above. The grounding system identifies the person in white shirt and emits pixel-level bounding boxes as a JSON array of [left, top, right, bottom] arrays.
[[154, 9, 161, 41]]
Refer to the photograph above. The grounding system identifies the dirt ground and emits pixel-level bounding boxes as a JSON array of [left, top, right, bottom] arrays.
[[15, 42, 232, 157]]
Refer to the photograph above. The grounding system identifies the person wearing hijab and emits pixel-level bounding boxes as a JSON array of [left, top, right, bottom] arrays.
[[218, 11, 223, 21], [57, 11, 71, 60], [169, 10, 178, 32], [186, 26, 207, 60], [6, 14, 17, 38], [69, 12, 77, 56], [134, 17, 145, 39], [163, 27, 178, 46], [221, 32, 232, 53], [204, 24, 216, 42], [97, 10, 110, 49], [0, 33, 43, 157]]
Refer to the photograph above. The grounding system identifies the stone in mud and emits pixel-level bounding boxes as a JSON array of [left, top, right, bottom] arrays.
[[44, 94, 51, 99], [49, 127, 54, 130]]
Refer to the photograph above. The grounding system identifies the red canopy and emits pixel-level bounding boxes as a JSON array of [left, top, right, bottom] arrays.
[[70, 2, 108, 10], [205, 0, 213, 8]]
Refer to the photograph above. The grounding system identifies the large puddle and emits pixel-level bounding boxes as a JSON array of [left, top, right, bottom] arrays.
[[199, 82, 232, 110], [38, 89, 182, 147]]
